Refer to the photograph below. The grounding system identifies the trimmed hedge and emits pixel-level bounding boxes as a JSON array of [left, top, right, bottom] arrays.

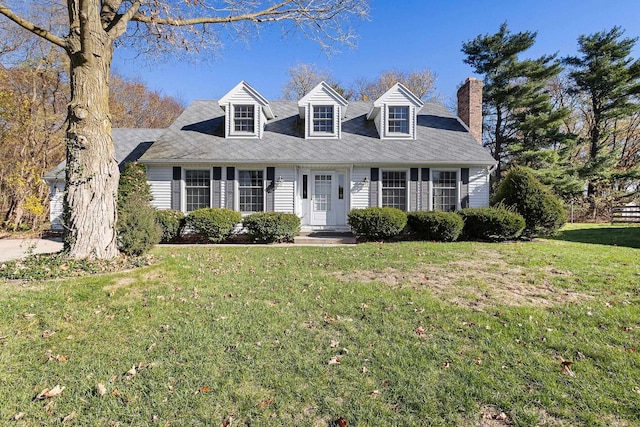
[[407, 211, 464, 242], [458, 207, 525, 241], [156, 210, 185, 243], [492, 166, 566, 237], [348, 207, 407, 240], [184, 208, 241, 242], [242, 212, 301, 243]]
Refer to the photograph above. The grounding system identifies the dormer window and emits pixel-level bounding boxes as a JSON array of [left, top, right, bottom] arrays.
[[298, 82, 348, 139], [388, 106, 410, 134], [366, 83, 424, 140], [313, 106, 334, 134], [234, 105, 255, 133], [219, 81, 274, 139]]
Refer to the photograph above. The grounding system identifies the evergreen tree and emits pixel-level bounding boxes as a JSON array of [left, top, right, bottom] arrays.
[[116, 162, 161, 256], [462, 23, 568, 181], [563, 26, 640, 200]]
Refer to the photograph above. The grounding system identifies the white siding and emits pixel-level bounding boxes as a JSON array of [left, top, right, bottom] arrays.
[[350, 168, 370, 209], [274, 167, 295, 213], [220, 178, 226, 209], [49, 181, 64, 230], [469, 167, 490, 208], [147, 166, 172, 209]]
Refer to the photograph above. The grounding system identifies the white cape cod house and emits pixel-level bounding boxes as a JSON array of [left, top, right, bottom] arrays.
[[46, 78, 496, 231]]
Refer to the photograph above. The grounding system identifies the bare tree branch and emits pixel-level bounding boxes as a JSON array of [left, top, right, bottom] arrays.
[[107, 1, 141, 38], [0, 3, 66, 49]]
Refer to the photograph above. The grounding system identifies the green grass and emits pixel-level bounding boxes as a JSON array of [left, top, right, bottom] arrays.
[[1, 224, 639, 426]]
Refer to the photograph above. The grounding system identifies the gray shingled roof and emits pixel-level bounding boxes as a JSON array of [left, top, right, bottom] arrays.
[[139, 100, 496, 166], [44, 128, 165, 180]]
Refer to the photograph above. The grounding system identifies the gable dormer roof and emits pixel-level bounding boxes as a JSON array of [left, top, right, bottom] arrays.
[[297, 81, 349, 119], [218, 80, 274, 119], [366, 82, 423, 121]]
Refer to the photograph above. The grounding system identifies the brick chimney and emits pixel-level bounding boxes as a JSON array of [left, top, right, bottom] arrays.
[[457, 77, 483, 143]]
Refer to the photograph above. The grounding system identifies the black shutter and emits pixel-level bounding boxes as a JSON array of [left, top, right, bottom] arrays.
[[461, 168, 470, 209], [171, 166, 181, 210]]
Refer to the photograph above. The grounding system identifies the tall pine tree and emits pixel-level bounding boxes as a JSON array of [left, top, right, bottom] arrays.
[[462, 23, 568, 182], [564, 26, 640, 201]]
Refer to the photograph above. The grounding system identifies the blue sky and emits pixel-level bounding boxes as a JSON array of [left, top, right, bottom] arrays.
[[112, 0, 640, 107]]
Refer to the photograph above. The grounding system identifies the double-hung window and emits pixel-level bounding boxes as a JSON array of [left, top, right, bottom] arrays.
[[382, 171, 407, 211], [185, 170, 210, 212], [238, 170, 264, 213], [234, 105, 255, 133], [313, 105, 334, 134], [388, 106, 409, 134], [432, 171, 457, 212]]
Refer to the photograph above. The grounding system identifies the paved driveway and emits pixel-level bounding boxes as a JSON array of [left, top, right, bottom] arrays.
[[0, 238, 63, 262]]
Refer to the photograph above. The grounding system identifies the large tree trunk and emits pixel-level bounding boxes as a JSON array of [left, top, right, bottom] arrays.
[[63, 29, 119, 259]]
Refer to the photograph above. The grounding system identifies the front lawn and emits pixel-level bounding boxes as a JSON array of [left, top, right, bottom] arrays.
[[1, 224, 639, 426]]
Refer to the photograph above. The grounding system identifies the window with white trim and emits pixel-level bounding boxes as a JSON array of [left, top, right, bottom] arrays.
[[432, 171, 457, 212], [382, 171, 407, 211], [238, 170, 264, 212], [234, 105, 255, 133], [388, 106, 409, 134], [185, 170, 210, 212], [313, 105, 334, 134]]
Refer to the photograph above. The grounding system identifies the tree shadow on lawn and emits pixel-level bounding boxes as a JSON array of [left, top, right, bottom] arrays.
[[550, 225, 640, 249]]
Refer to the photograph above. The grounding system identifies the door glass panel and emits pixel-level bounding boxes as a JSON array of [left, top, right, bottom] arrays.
[[338, 174, 345, 200], [314, 174, 332, 211]]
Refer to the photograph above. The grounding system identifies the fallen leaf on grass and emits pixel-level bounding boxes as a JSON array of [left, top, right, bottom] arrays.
[[370, 389, 380, 397], [335, 416, 348, 427], [220, 415, 234, 427], [34, 385, 65, 400], [328, 357, 341, 365], [62, 411, 77, 423], [97, 383, 107, 396], [414, 326, 426, 336], [256, 398, 273, 408], [13, 412, 25, 420], [443, 361, 451, 369], [46, 351, 68, 363], [200, 386, 211, 393], [330, 340, 340, 348], [561, 360, 576, 377], [23, 313, 36, 319], [124, 365, 136, 379], [41, 330, 55, 339]]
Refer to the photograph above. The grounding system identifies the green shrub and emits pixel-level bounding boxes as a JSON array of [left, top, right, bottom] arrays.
[[117, 162, 161, 256], [156, 210, 185, 243], [458, 207, 525, 241], [242, 212, 301, 243], [492, 166, 566, 237], [184, 208, 241, 242], [348, 207, 407, 241], [406, 211, 464, 242]]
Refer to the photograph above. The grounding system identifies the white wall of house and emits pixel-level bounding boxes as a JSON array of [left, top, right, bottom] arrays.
[[350, 167, 370, 209], [147, 166, 172, 209], [469, 167, 490, 208], [274, 167, 295, 213], [49, 181, 64, 230]]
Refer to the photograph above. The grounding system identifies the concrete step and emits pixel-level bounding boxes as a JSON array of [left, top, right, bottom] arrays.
[[294, 232, 356, 245]]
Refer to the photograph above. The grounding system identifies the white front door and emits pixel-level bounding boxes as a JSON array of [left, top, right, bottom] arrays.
[[311, 172, 334, 226]]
